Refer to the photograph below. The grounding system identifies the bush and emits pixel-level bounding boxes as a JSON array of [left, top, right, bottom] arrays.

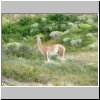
[[18, 16, 33, 26], [78, 15, 88, 23], [90, 24, 98, 33], [49, 31, 62, 38], [66, 15, 78, 22], [79, 23, 92, 30], [17, 45, 34, 59], [47, 14, 64, 22], [71, 39, 82, 46], [87, 42, 98, 51], [68, 22, 78, 29], [3, 44, 34, 59], [60, 23, 68, 31], [63, 37, 70, 42]]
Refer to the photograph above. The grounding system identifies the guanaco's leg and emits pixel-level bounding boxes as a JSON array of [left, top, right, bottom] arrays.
[[44, 53, 49, 61], [59, 47, 65, 62], [62, 50, 65, 58], [59, 48, 65, 58]]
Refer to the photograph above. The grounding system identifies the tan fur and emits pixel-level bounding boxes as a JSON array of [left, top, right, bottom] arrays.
[[36, 36, 65, 61]]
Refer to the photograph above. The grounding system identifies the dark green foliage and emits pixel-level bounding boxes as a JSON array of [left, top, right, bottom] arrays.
[[2, 14, 98, 52], [1, 14, 90, 42], [18, 16, 33, 26]]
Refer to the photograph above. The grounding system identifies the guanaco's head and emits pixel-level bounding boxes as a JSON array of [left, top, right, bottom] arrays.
[[35, 36, 41, 42]]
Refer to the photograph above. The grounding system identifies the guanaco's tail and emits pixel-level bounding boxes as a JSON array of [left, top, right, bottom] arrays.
[[58, 45, 65, 58]]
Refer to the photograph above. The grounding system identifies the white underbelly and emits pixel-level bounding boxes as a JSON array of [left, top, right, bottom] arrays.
[[48, 48, 58, 56]]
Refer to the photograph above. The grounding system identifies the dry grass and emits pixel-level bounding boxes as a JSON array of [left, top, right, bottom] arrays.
[[2, 51, 98, 86]]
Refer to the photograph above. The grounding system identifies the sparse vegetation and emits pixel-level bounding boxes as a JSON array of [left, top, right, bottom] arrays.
[[2, 14, 98, 86]]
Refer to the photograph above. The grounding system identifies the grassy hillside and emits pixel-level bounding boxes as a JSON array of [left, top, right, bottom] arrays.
[[2, 14, 98, 86]]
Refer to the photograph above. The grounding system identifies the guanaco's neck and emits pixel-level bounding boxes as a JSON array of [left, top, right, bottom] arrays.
[[37, 39, 43, 52]]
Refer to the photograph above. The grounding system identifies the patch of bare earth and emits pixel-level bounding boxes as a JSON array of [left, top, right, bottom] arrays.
[[2, 75, 47, 86]]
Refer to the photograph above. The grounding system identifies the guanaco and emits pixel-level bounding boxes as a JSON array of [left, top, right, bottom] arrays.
[[36, 36, 65, 61]]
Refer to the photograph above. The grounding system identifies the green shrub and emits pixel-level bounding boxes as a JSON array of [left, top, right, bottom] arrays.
[[90, 24, 98, 33], [18, 16, 33, 26], [79, 23, 92, 30], [3, 44, 34, 59]]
